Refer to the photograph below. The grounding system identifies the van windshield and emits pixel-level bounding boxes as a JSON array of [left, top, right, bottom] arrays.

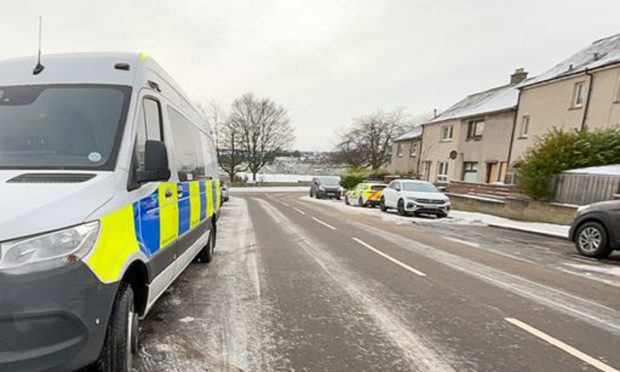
[[0, 84, 131, 170]]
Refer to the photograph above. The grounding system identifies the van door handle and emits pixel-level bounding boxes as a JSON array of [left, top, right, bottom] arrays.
[[165, 189, 173, 198]]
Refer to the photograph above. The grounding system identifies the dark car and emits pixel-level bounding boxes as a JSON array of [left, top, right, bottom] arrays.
[[569, 200, 620, 258], [310, 176, 342, 200]]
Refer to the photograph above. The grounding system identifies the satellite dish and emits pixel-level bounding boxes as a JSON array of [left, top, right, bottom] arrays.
[[449, 150, 458, 160]]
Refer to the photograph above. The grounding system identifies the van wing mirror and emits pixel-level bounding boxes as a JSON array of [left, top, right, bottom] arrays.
[[136, 140, 171, 183]]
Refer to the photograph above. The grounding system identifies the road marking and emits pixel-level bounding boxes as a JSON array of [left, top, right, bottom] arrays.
[[505, 318, 619, 372], [311, 217, 336, 230], [445, 237, 480, 248], [352, 237, 426, 277], [281, 201, 290, 207], [293, 207, 306, 215]]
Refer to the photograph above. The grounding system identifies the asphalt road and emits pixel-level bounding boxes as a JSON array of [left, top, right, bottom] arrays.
[[134, 191, 620, 372]]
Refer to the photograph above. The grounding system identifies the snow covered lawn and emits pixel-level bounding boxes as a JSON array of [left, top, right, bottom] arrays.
[[300, 196, 569, 239]]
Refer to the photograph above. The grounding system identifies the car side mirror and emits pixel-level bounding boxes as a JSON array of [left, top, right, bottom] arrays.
[[395, 186, 401, 192], [136, 140, 171, 183]]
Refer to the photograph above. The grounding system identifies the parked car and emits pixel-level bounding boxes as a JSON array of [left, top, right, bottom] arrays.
[[0, 52, 222, 371], [221, 181, 230, 202], [345, 182, 387, 207], [310, 176, 343, 199], [569, 200, 620, 258], [380, 179, 451, 218]]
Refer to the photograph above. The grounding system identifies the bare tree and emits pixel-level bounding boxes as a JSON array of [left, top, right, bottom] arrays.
[[337, 109, 409, 170], [229, 93, 295, 181]]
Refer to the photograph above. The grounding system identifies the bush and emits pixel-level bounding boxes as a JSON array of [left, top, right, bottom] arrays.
[[340, 167, 390, 189], [516, 127, 620, 200]]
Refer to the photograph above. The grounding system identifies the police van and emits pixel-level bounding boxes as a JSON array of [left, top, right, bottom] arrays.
[[0, 52, 221, 371]]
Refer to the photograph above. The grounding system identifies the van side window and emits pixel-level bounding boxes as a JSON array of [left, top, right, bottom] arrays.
[[135, 97, 163, 171], [168, 107, 206, 181]]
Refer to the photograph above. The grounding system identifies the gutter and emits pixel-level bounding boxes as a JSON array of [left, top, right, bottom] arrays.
[[581, 68, 594, 131], [521, 60, 619, 90], [505, 90, 521, 173]]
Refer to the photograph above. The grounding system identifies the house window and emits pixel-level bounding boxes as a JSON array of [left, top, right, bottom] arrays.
[[573, 81, 586, 107], [441, 125, 454, 141], [467, 119, 484, 139], [396, 143, 403, 157], [462, 162, 478, 183], [409, 142, 418, 157], [437, 161, 449, 183], [520, 115, 530, 138]]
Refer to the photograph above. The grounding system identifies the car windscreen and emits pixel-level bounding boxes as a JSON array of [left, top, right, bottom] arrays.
[[319, 177, 340, 186], [0, 84, 131, 170], [371, 185, 386, 190], [402, 182, 438, 192]]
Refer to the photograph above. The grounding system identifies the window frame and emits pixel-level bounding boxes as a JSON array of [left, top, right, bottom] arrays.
[[437, 161, 449, 183], [440, 125, 454, 142], [572, 81, 586, 108], [519, 115, 530, 138], [167, 105, 208, 182], [128, 95, 165, 190], [462, 161, 478, 182], [467, 119, 484, 139], [396, 142, 403, 157], [409, 142, 418, 158]]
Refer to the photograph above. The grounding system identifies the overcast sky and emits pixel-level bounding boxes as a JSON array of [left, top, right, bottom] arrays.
[[2, 0, 619, 150]]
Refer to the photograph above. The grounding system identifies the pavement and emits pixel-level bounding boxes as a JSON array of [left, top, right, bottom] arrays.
[[134, 190, 620, 372]]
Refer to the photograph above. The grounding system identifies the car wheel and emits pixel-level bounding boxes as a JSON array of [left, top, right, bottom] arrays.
[[358, 197, 364, 207], [309, 190, 314, 198], [436, 212, 448, 219], [575, 221, 612, 258], [196, 225, 216, 263], [380, 197, 388, 212], [345, 195, 350, 205], [97, 283, 137, 372], [397, 199, 407, 216]]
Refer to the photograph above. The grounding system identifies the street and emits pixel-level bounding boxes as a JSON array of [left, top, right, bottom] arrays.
[[135, 191, 620, 372]]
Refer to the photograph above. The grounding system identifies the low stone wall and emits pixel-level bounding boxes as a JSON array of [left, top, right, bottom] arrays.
[[448, 181, 516, 198], [448, 194, 577, 225]]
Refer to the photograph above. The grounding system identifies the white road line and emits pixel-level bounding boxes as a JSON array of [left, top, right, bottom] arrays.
[[311, 217, 336, 230], [281, 201, 290, 207], [505, 318, 619, 372], [445, 237, 480, 248], [352, 237, 427, 277], [292, 207, 306, 215]]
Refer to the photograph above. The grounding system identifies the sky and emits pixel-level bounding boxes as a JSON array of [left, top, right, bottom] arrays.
[[1, 0, 620, 151]]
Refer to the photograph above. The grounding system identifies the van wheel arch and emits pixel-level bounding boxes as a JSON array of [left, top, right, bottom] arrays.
[[121, 261, 149, 316]]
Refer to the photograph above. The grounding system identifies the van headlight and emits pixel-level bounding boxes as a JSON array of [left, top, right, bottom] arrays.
[[0, 222, 99, 275]]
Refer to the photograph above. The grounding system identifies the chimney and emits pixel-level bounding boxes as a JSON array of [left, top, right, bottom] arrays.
[[510, 68, 528, 84]]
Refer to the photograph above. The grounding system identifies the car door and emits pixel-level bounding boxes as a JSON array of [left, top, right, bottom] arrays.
[[388, 181, 401, 207], [132, 95, 178, 301]]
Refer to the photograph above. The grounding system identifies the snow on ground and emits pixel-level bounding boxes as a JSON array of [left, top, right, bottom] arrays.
[[299, 196, 569, 238], [563, 164, 620, 176], [231, 186, 309, 193]]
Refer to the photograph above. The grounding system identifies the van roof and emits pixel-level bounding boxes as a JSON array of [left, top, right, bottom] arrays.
[[0, 52, 177, 90]]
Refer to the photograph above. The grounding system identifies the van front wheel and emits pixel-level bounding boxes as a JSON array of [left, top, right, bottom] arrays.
[[196, 226, 216, 263], [97, 283, 136, 372]]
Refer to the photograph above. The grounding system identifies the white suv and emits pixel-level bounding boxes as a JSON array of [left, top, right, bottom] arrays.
[[380, 180, 451, 218]]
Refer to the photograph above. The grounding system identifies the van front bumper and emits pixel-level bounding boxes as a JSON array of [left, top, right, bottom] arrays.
[[0, 262, 118, 372]]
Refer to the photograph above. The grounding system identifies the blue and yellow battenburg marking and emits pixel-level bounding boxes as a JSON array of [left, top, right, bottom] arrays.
[[86, 179, 221, 283]]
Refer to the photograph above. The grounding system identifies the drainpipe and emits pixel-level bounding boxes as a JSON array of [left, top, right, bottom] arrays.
[[417, 127, 424, 178], [581, 68, 594, 131], [505, 89, 521, 181]]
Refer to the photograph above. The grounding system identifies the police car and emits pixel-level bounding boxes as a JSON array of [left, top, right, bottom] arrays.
[[345, 181, 387, 207], [0, 52, 221, 371]]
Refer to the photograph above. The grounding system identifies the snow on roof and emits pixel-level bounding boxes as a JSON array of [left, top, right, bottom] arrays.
[[563, 164, 620, 176], [394, 126, 422, 142], [425, 82, 519, 124], [522, 33, 620, 87]]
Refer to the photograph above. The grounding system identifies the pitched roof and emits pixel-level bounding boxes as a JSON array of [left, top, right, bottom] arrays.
[[521, 33, 620, 88], [394, 125, 422, 142], [425, 82, 520, 124]]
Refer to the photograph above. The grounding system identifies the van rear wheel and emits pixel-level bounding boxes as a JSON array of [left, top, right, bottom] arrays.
[[196, 225, 216, 263], [96, 283, 136, 372]]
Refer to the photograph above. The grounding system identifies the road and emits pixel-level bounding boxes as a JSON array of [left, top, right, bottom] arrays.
[[134, 191, 620, 372]]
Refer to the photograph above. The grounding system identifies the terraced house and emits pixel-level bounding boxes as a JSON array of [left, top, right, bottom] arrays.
[[389, 126, 422, 175], [509, 33, 620, 172], [418, 68, 528, 184]]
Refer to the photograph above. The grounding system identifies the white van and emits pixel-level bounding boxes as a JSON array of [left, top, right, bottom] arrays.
[[0, 52, 221, 371]]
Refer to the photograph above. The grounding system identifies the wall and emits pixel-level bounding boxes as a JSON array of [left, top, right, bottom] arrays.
[[419, 118, 460, 183], [449, 194, 577, 225], [457, 110, 515, 183], [512, 66, 620, 164], [390, 139, 421, 175]]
